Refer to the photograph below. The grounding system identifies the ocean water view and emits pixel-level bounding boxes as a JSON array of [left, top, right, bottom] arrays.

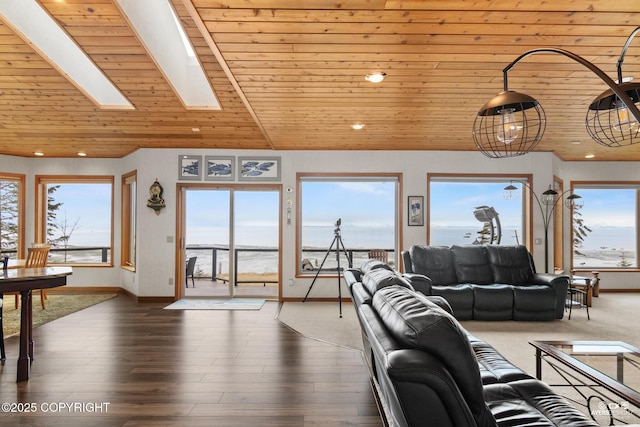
[[43, 224, 635, 273], [185, 224, 638, 276]]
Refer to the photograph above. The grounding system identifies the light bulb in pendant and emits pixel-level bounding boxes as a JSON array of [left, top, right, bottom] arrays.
[[613, 100, 639, 133], [497, 108, 518, 144]]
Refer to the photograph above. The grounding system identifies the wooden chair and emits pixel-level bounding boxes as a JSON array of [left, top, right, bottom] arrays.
[[186, 256, 197, 288], [368, 249, 388, 264], [12, 245, 50, 310]]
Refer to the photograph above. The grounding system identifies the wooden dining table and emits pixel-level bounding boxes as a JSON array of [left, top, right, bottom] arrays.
[[1, 266, 72, 382]]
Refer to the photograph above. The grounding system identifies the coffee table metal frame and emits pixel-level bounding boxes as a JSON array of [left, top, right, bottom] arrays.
[[530, 340, 640, 425]]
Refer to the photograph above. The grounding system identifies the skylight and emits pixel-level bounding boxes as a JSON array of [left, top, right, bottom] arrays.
[[0, 0, 134, 109], [115, 0, 221, 110]]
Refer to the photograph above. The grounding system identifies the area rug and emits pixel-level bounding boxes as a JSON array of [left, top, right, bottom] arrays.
[[164, 298, 265, 310], [2, 293, 118, 338], [278, 301, 363, 350]]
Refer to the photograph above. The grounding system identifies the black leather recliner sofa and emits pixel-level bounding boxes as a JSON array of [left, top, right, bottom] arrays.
[[402, 244, 570, 320], [344, 262, 598, 427]]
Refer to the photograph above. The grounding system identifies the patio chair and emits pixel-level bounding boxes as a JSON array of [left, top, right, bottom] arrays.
[[368, 249, 388, 264], [186, 256, 197, 288]]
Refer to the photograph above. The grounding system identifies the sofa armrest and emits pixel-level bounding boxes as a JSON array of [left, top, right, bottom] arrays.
[[402, 273, 432, 295], [344, 268, 362, 285], [530, 273, 570, 290], [531, 273, 569, 319], [386, 349, 478, 427]]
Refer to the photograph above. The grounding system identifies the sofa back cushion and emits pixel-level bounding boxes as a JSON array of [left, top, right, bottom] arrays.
[[409, 245, 457, 285], [451, 245, 493, 284], [372, 286, 495, 427], [486, 245, 534, 284], [362, 268, 413, 296]]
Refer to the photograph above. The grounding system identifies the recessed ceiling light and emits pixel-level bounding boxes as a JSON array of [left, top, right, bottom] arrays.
[[33, 151, 44, 156], [364, 72, 387, 83], [0, 0, 134, 109], [585, 154, 595, 159], [77, 152, 87, 157], [351, 123, 365, 130], [192, 127, 200, 132]]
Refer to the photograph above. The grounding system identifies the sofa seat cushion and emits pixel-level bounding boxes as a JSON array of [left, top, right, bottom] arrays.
[[512, 285, 557, 321], [409, 245, 457, 285], [486, 245, 534, 285], [431, 284, 474, 320], [472, 285, 514, 320], [373, 286, 496, 427], [362, 268, 413, 297], [452, 245, 493, 285], [466, 333, 532, 384], [484, 379, 599, 426]]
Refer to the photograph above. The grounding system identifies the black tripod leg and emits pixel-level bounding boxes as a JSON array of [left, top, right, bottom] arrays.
[[302, 236, 337, 302], [336, 239, 342, 318]]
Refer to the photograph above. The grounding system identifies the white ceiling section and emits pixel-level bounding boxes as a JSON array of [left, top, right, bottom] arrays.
[[114, 0, 221, 110], [0, 0, 134, 110]]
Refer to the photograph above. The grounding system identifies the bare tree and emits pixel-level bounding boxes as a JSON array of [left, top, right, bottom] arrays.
[[52, 212, 80, 262]]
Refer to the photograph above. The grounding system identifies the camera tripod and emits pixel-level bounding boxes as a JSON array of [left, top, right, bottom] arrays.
[[303, 218, 352, 318]]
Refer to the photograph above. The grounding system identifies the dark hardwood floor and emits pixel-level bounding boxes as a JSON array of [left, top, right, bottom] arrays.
[[0, 295, 382, 426]]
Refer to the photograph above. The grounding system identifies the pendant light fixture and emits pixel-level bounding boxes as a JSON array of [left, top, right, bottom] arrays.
[[473, 27, 640, 158]]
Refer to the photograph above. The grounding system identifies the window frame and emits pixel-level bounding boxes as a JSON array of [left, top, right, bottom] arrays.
[[0, 172, 26, 259], [35, 174, 115, 267], [427, 173, 533, 250], [121, 170, 137, 271], [570, 181, 640, 271], [296, 172, 402, 277]]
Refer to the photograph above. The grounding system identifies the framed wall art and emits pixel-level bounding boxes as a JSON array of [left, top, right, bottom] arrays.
[[178, 155, 202, 180], [408, 195, 424, 226], [238, 156, 281, 181], [205, 156, 235, 181]]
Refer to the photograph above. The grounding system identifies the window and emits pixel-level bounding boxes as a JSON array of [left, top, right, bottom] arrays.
[[36, 175, 114, 265], [121, 171, 137, 270], [572, 184, 638, 269], [297, 174, 400, 274], [428, 175, 526, 247], [0, 173, 25, 259]]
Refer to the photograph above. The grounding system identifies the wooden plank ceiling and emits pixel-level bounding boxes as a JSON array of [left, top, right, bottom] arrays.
[[0, 0, 640, 160]]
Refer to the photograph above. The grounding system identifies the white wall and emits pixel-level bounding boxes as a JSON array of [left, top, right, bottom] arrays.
[[1, 149, 637, 297]]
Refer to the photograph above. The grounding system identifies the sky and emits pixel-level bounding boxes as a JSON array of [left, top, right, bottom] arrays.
[[47, 180, 635, 248], [48, 183, 112, 246]]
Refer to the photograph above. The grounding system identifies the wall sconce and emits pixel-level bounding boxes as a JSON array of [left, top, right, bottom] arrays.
[[147, 179, 166, 215], [474, 26, 640, 158]]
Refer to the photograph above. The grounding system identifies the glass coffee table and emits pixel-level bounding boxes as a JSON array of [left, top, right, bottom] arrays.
[[530, 340, 640, 425]]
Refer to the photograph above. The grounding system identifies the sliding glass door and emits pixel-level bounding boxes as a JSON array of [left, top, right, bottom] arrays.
[[182, 186, 280, 298]]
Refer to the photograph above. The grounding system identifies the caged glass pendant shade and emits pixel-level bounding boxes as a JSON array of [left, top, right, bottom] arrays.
[[586, 26, 640, 148], [473, 90, 546, 158], [586, 81, 640, 147]]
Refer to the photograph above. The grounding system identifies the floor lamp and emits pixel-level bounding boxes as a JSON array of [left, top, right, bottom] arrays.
[[503, 182, 582, 273]]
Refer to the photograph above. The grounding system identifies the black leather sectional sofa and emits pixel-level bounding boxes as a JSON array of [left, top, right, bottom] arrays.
[[344, 261, 598, 427], [402, 244, 570, 320]]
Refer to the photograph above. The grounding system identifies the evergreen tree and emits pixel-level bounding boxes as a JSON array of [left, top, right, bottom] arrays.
[[47, 185, 63, 243], [0, 180, 19, 252], [475, 222, 495, 244], [618, 250, 633, 268], [572, 204, 592, 256]]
